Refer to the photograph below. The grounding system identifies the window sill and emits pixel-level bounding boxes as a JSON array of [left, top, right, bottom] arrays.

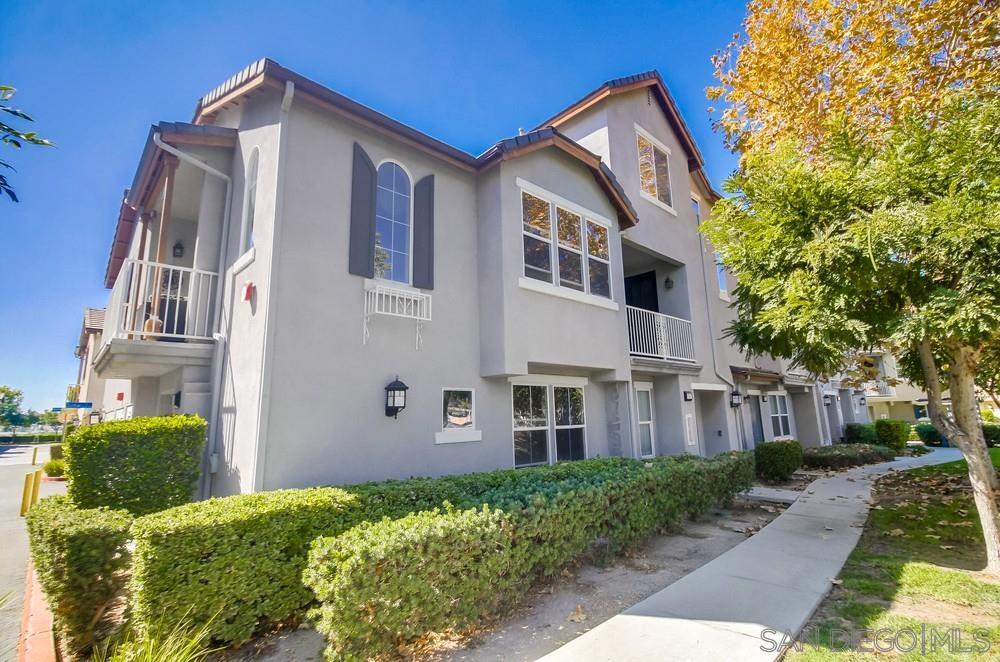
[[435, 429, 482, 444], [518, 277, 619, 311], [233, 247, 256, 275], [364, 277, 421, 292], [719, 290, 732, 303], [640, 191, 678, 216]]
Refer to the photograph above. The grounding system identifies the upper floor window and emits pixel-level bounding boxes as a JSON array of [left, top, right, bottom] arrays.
[[636, 127, 673, 212], [521, 187, 612, 300], [241, 147, 260, 253], [375, 161, 411, 283]]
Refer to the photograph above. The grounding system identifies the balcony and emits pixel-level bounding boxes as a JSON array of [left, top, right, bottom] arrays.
[[94, 259, 218, 378], [626, 305, 696, 362], [863, 380, 896, 398]]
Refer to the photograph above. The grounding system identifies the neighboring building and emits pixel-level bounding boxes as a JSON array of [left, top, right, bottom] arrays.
[[81, 59, 865, 497], [73, 308, 132, 423], [861, 350, 935, 422]]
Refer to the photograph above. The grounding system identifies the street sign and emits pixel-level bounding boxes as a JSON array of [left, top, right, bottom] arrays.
[[52, 407, 63, 412], [65, 402, 93, 409]]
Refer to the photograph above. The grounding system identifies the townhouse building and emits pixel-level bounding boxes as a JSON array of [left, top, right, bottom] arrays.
[[83, 60, 868, 496]]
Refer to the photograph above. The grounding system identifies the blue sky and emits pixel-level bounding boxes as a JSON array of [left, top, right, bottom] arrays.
[[1, 0, 746, 410]]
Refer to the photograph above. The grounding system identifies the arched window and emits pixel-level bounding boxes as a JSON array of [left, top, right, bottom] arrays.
[[242, 147, 260, 253], [374, 161, 411, 283]]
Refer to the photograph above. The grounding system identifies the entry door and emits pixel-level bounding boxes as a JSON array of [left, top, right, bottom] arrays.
[[749, 396, 765, 446], [624, 271, 659, 312], [635, 384, 656, 457]]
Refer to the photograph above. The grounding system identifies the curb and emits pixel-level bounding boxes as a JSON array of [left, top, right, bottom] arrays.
[[18, 561, 57, 662]]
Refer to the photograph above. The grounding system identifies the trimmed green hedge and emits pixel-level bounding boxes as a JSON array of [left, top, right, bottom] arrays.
[[43, 458, 66, 477], [983, 423, 1000, 448], [802, 444, 896, 469], [0, 432, 62, 444], [26, 496, 133, 656], [304, 453, 754, 658], [754, 440, 802, 482], [874, 419, 910, 452], [65, 415, 206, 515], [49, 443, 64, 460], [844, 423, 877, 444], [914, 422, 945, 446], [129, 453, 753, 647]]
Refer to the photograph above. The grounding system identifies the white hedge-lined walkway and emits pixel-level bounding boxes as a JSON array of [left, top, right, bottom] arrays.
[[541, 448, 963, 662]]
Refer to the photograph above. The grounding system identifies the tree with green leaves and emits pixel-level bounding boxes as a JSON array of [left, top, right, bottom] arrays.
[[0, 385, 26, 430], [1, 84, 53, 202], [703, 94, 1000, 572]]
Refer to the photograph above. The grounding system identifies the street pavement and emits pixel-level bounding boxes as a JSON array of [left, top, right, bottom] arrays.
[[0, 445, 64, 659]]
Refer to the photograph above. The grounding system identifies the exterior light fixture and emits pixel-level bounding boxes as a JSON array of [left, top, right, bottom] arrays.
[[730, 391, 744, 408], [663, 276, 674, 290], [858, 396, 867, 406], [173, 241, 184, 258], [823, 394, 833, 406], [385, 377, 409, 418], [683, 391, 693, 402]]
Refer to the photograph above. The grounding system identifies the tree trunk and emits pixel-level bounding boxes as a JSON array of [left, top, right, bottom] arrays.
[[918, 339, 1000, 574]]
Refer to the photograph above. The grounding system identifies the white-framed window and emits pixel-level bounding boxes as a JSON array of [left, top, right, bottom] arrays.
[[519, 184, 613, 300], [375, 161, 412, 284], [635, 383, 656, 458], [512, 384, 549, 467], [769, 394, 791, 437], [636, 125, 674, 213], [436, 388, 481, 444], [241, 147, 260, 253], [512, 383, 588, 467], [553, 386, 586, 461]]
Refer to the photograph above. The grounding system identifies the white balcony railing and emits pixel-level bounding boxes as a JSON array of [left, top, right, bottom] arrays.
[[363, 282, 432, 348], [626, 305, 696, 362], [863, 380, 896, 398], [105, 259, 218, 343]]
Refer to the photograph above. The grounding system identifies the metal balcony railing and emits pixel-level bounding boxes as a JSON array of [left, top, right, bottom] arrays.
[[626, 305, 696, 362]]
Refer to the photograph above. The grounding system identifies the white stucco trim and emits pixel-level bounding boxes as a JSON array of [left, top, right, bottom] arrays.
[[515, 177, 614, 228], [518, 277, 619, 311], [508, 374, 589, 387], [435, 429, 482, 444], [232, 246, 256, 275], [692, 382, 728, 391]]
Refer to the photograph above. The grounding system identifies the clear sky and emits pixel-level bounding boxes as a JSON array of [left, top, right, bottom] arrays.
[[0, 0, 746, 410]]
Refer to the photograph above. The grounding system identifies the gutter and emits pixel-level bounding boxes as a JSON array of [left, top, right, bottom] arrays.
[[151, 131, 233, 498]]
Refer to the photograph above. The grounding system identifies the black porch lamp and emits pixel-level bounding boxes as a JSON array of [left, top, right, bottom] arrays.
[[729, 391, 743, 408], [858, 396, 867, 406], [385, 377, 409, 418], [173, 241, 185, 258], [823, 394, 833, 406]]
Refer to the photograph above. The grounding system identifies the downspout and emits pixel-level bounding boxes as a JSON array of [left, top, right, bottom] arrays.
[[152, 132, 233, 498]]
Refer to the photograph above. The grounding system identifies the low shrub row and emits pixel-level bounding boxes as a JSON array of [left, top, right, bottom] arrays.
[[983, 423, 1000, 448], [26, 496, 133, 656], [801, 443, 897, 469], [49, 443, 64, 459], [65, 415, 206, 515], [43, 458, 66, 477], [874, 419, 910, 452], [914, 422, 945, 446], [129, 453, 753, 647], [304, 452, 754, 658], [0, 432, 62, 443], [754, 440, 803, 482], [844, 423, 877, 444]]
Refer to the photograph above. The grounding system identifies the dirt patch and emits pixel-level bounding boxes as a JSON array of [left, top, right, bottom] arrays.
[[890, 596, 999, 627], [755, 473, 815, 492]]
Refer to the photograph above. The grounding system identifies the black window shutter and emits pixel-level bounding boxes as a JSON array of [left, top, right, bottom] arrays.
[[412, 174, 434, 290], [348, 142, 376, 277]]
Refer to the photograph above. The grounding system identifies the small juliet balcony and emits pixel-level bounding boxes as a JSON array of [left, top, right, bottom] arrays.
[[94, 259, 219, 378], [626, 305, 696, 362], [863, 380, 896, 398]]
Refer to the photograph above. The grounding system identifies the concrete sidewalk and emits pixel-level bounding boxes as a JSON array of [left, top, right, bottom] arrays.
[[542, 448, 963, 662]]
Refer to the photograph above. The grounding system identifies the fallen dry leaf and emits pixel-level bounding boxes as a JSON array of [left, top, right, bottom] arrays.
[[567, 605, 587, 623]]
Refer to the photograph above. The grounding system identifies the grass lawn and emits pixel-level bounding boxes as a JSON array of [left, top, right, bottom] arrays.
[[789, 449, 1000, 660]]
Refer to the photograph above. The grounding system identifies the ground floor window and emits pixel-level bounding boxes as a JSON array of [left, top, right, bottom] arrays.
[[513, 383, 586, 467], [635, 384, 656, 457], [769, 394, 791, 437]]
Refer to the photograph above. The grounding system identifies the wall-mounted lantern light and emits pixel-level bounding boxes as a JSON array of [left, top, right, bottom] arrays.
[[858, 396, 867, 406], [683, 391, 693, 402], [823, 394, 833, 406], [385, 377, 409, 418], [173, 241, 185, 258], [730, 391, 744, 408], [663, 276, 674, 290]]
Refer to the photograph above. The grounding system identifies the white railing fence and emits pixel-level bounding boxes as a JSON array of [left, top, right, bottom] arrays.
[[626, 305, 696, 362], [107, 259, 218, 342], [864, 380, 896, 397]]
